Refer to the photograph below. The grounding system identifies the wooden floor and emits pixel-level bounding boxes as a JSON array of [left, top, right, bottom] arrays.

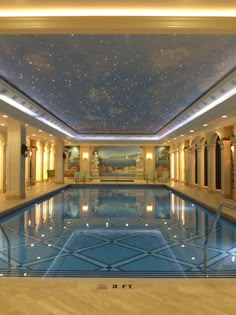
[[0, 278, 236, 314]]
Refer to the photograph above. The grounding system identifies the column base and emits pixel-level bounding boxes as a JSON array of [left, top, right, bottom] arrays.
[[55, 181, 64, 184], [6, 193, 26, 200], [221, 192, 232, 199]]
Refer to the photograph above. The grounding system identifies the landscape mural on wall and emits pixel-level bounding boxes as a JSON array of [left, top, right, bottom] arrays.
[[64, 146, 80, 177], [155, 146, 170, 180], [94, 146, 143, 177]]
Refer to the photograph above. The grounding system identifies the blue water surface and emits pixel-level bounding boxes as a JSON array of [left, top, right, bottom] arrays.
[[0, 185, 236, 278]]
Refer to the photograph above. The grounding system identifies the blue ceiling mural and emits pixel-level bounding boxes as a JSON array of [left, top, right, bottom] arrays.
[[0, 35, 236, 134]]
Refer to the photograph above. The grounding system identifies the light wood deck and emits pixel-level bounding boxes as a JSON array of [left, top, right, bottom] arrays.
[[0, 278, 236, 314]]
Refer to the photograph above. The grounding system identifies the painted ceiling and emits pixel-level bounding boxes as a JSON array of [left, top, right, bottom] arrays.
[[0, 34, 236, 135]]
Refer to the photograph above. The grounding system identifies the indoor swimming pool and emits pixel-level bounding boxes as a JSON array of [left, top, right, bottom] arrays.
[[0, 185, 236, 278]]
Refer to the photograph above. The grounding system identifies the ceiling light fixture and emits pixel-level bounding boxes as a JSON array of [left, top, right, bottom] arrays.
[[203, 124, 208, 126], [190, 130, 194, 133], [222, 115, 228, 118]]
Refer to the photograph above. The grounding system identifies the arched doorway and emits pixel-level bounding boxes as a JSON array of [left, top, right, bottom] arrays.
[[215, 136, 221, 190], [204, 140, 208, 186], [195, 144, 198, 184]]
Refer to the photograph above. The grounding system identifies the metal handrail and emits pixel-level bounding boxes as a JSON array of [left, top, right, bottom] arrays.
[[0, 224, 11, 268], [203, 203, 236, 273]]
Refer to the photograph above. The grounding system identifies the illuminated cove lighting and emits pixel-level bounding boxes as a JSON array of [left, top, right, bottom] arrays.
[[0, 94, 75, 138], [1, 8, 236, 17], [157, 86, 236, 140]]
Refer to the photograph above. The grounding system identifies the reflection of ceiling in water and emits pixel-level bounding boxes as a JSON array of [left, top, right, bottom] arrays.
[[1, 35, 236, 135]]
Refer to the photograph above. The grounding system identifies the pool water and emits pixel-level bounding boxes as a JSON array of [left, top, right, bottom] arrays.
[[0, 185, 236, 278]]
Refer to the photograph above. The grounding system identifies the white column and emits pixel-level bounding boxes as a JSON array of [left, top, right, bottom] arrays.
[[0, 141, 6, 193], [231, 138, 236, 200], [25, 138, 30, 184], [197, 144, 205, 189], [207, 143, 216, 193], [55, 139, 64, 184], [30, 141, 37, 185], [188, 146, 195, 186], [221, 140, 232, 198], [183, 146, 189, 185], [49, 143, 55, 170], [179, 144, 184, 183], [174, 146, 179, 182], [43, 143, 50, 181], [36, 141, 44, 183], [6, 121, 26, 199]]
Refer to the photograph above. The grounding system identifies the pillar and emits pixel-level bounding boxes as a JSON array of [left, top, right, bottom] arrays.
[[49, 143, 55, 170], [183, 146, 189, 185], [55, 139, 64, 184], [30, 140, 37, 185], [197, 144, 205, 189], [207, 143, 216, 193], [179, 144, 184, 183], [0, 141, 6, 193], [231, 137, 236, 200], [174, 146, 179, 182], [221, 140, 232, 198], [188, 146, 195, 186], [6, 121, 26, 199]]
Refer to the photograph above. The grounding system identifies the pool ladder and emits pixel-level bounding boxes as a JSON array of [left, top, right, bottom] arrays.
[[203, 203, 236, 274], [0, 224, 11, 268]]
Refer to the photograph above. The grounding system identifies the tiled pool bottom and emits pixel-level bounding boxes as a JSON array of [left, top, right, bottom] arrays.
[[0, 186, 236, 278]]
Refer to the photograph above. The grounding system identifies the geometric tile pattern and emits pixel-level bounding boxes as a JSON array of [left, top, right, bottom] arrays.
[[0, 186, 236, 278]]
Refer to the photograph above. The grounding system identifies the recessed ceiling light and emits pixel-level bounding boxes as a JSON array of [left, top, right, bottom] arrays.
[[180, 134, 184, 137], [0, 123, 5, 126], [173, 138, 176, 140], [49, 134, 53, 137], [25, 124, 28, 126], [3, 115, 8, 118], [167, 140, 171, 143], [222, 115, 227, 118], [38, 129, 42, 132], [32, 134, 36, 136], [190, 130, 194, 133], [203, 124, 208, 127]]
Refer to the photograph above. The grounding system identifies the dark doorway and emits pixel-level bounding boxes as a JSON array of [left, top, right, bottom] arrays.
[[204, 141, 208, 186], [215, 136, 221, 190], [195, 144, 198, 184]]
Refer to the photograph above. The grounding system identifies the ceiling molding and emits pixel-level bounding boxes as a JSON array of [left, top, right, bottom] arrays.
[[1, 16, 236, 34]]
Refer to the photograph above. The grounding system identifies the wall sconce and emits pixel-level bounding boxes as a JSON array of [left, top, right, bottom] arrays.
[[82, 205, 88, 212], [231, 145, 235, 153], [83, 152, 89, 160], [146, 205, 153, 212], [21, 144, 29, 157], [146, 153, 153, 160]]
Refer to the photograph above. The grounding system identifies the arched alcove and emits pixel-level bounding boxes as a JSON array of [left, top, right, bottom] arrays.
[[204, 140, 208, 186], [215, 136, 221, 190], [195, 143, 198, 184]]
